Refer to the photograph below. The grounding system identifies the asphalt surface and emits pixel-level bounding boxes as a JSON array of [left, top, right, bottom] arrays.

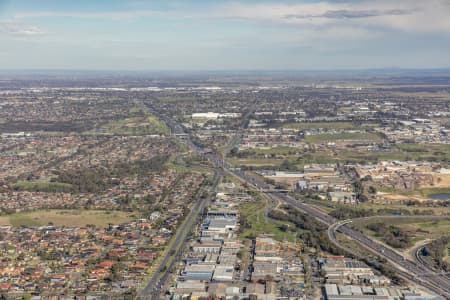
[[138, 104, 223, 300], [138, 102, 256, 299], [413, 242, 450, 280], [226, 168, 450, 298], [138, 169, 222, 300], [140, 103, 450, 299]]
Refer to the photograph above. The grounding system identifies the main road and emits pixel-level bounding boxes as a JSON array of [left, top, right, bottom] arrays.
[[328, 216, 450, 298], [224, 167, 450, 297], [412, 240, 450, 282], [138, 101, 255, 299], [141, 102, 450, 299], [138, 104, 224, 300]]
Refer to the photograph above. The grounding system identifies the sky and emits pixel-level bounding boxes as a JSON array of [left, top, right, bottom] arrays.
[[0, 0, 450, 71]]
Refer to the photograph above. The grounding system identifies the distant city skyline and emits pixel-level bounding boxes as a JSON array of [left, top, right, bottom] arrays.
[[1, 0, 450, 70]]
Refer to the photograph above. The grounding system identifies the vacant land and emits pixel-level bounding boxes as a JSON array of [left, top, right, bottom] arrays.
[[98, 108, 170, 135], [395, 143, 450, 161], [280, 122, 357, 130], [0, 209, 137, 228], [352, 217, 450, 248], [239, 198, 297, 242], [301, 196, 450, 215], [229, 158, 286, 167], [239, 146, 304, 156], [305, 132, 382, 143]]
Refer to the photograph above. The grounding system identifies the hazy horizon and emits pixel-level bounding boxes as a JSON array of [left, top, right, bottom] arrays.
[[1, 0, 450, 71]]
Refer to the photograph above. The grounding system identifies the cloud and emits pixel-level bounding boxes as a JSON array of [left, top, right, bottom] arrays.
[[0, 21, 45, 36], [10, 0, 450, 37], [285, 9, 415, 20], [219, 0, 450, 33]]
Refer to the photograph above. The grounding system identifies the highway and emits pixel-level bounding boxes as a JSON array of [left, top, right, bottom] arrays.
[[414, 244, 437, 274], [138, 104, 223, 300], [226, 168, 450, 298], [138, 169, 221, 300], [138, 101, 256, 299], [141, 102, 450, 299], [326, 217, 450, 298], [281, 194, 450, 297], [413, 242, 450, 278]]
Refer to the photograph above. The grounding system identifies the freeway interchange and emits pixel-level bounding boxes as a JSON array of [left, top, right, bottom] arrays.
[[141, 104, 450, 299], [235, 171, 450, 298], [328, 217, 450, 298]]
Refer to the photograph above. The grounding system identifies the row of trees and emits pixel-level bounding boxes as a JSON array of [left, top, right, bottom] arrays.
[[265, 204, 404, 283], [366, 222, 410, 249], [329, 206, 435, 221], [52, 154, 169, 193], [268, 205, 341, 255], [423, 236, 450, 271], [329, 207, 375, 220]]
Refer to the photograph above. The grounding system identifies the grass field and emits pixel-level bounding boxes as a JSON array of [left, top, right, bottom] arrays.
[[374, 186, 450, 199], [395, 143, 450, 160], [239, 198, 298, 242], [0, 209, 137, 228], [98, 107, 170, 136], [165, 154, 212, 173], [303, 197, 450, 215], [230, 149, 341, 168], [305, 132, 382, 143], [352, 217, 450, 246], [232, 140, 449, 173], [280, 122, 357, 130], [229, 158, 286, 167], [359, 202, 450, 215], [239, 146, 303, 155], [419, 187, 450, 197], [335, 232, 379, 258], [232, 148, 390, 168], [235, 142, 450, 168]]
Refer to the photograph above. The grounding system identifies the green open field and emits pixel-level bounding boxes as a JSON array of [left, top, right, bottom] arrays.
[[328, 143, 450, 163], [232, 148, 400, 169], [165, 154, 212, 173], [229, 158, 287, 167], [233, 141, 450, 169], [419, 187, 450, 197], [239, 146, 303, 156], [280, 122, 357, 130], [352, 217, 450, 246], [359, 202, 450, 215], [302, 196, 450, 215], [0, 209, 137, 228], [373, 185, 450, 199], [231, 149, 342, 169], [97, 107, 170, 135], [394, 143, 450, 160], [305, 132, 382, 143], [239, 198, 298, 242]]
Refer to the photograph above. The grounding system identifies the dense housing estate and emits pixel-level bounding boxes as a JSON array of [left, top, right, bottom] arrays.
[[0, 74, 449, 299]]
